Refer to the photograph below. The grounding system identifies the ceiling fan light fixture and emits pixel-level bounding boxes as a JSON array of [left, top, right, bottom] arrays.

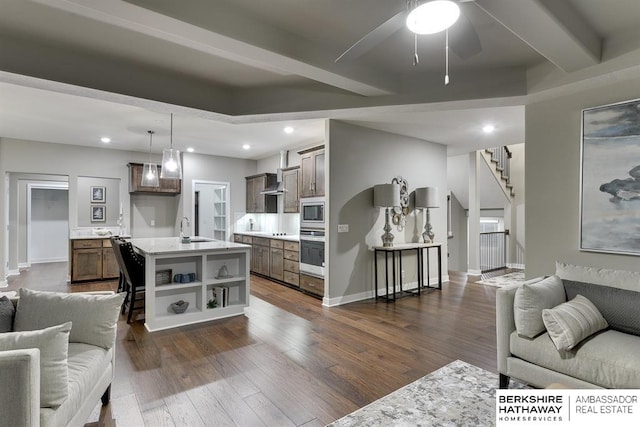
[[406, 0, 460, 35]]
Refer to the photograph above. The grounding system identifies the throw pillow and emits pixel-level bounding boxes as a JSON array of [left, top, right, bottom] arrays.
[[14, 288, 124, 349], [542, 294, 608, 351], [0, 322, 72, 408], [513, 275, 566, 338], [0, 296, 15, 332]]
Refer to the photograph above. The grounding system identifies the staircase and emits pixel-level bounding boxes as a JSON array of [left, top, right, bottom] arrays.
[[480, 146, 515, 200]]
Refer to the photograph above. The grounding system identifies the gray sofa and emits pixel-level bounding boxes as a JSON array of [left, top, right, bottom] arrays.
[[497, 262, 640, 389], [0, 289, 124, 427]]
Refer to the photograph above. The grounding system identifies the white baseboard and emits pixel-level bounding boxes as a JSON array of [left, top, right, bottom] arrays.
[[468, 269, 482, 276], [31, 257, 68, 264], [8, 269, 20, 276], [18, 262, 30, 269], [323, 290, 372, 307], [507, 263, 525, 269], [323, 275, 450, 307]]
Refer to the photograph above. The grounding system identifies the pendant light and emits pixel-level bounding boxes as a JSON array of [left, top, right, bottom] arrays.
[[160, 113, 182, 179], [406, 1, 460, 35], [141, 130, 160, 187]]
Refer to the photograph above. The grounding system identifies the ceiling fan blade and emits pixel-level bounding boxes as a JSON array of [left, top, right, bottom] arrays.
[[335, 10, 408, 63], [448, 11, 481, 60]]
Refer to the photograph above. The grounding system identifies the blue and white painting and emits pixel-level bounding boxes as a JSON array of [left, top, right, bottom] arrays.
[[581, 98, 640, 255]]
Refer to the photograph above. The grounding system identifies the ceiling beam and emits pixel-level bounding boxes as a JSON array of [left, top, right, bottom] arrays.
[[474, 0, 601, 72], [33, 0, 396, 97]]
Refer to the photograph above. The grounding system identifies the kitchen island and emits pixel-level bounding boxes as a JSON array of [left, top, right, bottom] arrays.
[[130, 237, 251, 332]]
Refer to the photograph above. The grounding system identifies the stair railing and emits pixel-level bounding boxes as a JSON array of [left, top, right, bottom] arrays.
[[487, 146, 512, 184]]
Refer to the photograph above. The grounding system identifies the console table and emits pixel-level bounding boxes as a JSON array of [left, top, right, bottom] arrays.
[[372, 243, 442, 302]]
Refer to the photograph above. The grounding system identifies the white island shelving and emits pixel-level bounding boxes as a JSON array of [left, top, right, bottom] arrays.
[[129, 237, 251, 332]]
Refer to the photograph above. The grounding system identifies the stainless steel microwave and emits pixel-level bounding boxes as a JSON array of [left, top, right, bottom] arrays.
[[300, 197, 325, 229]]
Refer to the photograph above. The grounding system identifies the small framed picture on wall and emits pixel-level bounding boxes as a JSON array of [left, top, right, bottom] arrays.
[[91, 205, 106, 222], [91, 186, 106, 203]]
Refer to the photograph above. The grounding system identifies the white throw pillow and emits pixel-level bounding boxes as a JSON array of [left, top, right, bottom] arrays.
[[0, 322, 72, 408], [542, 294, 608, 351], [514, 275, 566, 338], [14, 288, 124, 349]]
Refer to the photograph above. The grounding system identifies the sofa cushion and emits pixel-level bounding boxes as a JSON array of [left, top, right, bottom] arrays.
[[514, 275, 566, 338], [14, 288, 124, 349], [0, 296, 15, 332], [542, 295, 608, 351], [563, 280, 640, 337], [39, 343, 113, 427], [555, 261, 640, 292], [510, 329, 640, 388], [0, 322, 72, 408]]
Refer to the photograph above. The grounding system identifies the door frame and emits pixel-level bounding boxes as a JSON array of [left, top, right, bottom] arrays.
[[27, 181, 69, 265]]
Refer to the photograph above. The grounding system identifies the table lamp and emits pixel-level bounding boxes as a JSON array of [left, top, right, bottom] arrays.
[[374, 183, 401, 247], [415, 187, 439, 243]]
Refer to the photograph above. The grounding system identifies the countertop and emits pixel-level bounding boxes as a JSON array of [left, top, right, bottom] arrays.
[[234, 231, 300, 242], [70, 227, 129, 240], [130, 237, 250, 255]]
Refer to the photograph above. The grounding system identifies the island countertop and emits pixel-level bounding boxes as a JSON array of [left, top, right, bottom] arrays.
[[130, 237, 250, 255]]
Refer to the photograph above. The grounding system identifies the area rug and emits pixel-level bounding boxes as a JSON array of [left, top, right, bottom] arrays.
[[327, 360, 519, 427], [475, 272, 525, 287]]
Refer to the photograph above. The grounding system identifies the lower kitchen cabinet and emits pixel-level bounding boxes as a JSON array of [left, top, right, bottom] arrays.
[[283, 241, 299, 287], [300, 273, 324, 296], [234, 234, 310, 294], [71, 238, 119, 282], [269, 240, 284, 281]]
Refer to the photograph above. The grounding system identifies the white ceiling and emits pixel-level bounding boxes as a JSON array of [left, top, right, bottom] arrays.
[[2, 0, 640, 159]]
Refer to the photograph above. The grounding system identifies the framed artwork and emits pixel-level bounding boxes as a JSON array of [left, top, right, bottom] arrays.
[[580, 98, 640, 255], [91, 205, 106, 222], [91, 186, 106, 203]]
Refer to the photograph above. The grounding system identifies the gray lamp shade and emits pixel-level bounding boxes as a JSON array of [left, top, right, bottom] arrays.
[[374, 183, 401, 208], [415, 187, 439, 208]]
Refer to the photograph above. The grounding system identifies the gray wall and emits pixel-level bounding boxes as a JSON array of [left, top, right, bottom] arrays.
[[77, 176, 120, 227], [526, 75, 640, 278], [180, 152, 257, 239], [327, 121, 447, 303], [448, 192, 467, 272]]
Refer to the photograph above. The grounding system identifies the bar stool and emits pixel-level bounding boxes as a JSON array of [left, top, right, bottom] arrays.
[[118, 241, 146, 324]]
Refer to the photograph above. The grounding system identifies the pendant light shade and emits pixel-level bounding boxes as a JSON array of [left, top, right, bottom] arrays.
[[141, 131, 160, 187], [160, 113, 182, 179], [406, 1, 460, 35]]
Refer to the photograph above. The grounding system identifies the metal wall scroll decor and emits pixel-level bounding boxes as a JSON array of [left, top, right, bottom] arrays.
[[391, 176, 409, 231]]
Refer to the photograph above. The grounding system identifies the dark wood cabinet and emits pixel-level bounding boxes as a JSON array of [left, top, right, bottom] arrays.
[[299, 146, 325, 198], [283, 241, 299, 287], [282, 166, 300, 213], [71, 239, 119, 282], [245, 173, 277, 213], [128, 163, 181, 194], [236, 234, 301, 288], [300, 273, 324, 296], [250, 237, 270, 275]]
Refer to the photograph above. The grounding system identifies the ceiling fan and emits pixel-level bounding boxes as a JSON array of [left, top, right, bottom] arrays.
[[335, 0, 481, 84]]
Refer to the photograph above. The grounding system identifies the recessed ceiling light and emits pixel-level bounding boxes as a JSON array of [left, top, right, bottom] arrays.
[[482, 124, 495, 134], [284, 126, 294, 134], [242, 144, 251, 150], [100, 137, 111, 143], [186, 147, 195, 153]]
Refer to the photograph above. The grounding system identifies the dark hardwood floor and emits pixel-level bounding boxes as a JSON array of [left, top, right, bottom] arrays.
[[6, 264, 499, 426]]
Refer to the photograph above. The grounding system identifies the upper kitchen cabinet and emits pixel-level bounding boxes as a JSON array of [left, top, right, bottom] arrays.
[[282, 166, 300, 213], [128, 163, 181, 194], [299, 146, 325, 198], [246, 173, 277, 213]]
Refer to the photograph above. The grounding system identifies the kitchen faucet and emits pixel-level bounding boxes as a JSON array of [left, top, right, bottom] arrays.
[[180, 216, 190, 243]]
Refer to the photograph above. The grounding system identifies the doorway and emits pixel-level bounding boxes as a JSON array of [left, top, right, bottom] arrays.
[[192, 181, 230, 241], [28, 182, 69, 264]]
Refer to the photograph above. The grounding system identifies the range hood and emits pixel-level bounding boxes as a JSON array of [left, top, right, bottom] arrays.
[[261, 150, 288, 195]]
